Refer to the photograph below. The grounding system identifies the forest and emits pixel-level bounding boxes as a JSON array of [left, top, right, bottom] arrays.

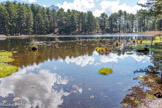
[[0, 1, 161, 36]]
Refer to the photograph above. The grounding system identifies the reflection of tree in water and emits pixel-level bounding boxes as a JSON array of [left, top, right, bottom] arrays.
[[0, 36, 149, 67], [121, 42, 162, 108]]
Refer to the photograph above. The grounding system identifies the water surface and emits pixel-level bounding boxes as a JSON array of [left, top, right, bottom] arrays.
[[0, 34, 161, 108]]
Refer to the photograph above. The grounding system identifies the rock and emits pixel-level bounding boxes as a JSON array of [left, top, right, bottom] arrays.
[[136, 48, 149, 54], [154, 92, 162, 98], [32, 45, 38, 51]]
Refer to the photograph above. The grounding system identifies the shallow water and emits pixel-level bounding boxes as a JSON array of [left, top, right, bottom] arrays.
[[0, 34, 161, 108]]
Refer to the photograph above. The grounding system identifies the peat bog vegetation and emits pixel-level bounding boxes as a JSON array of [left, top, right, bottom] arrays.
[[0, 0, 162, 108]]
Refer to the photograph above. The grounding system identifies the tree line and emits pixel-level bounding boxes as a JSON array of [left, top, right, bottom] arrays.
[[0, 1, 161, 36]]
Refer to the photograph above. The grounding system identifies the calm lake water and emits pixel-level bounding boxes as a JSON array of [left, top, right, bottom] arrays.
[[0, 34, 161, 108]]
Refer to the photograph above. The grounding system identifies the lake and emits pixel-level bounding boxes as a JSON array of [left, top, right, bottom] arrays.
[[0, 34, 161, 108]]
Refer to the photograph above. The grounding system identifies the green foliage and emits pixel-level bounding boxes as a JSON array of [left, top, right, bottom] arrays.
[[148, 78, 155, 82], [0, 51, 14, 62], [147, 93, 154, 99], [0, 51, 18, 78], [122, 103, 128, 107], [135, 44, 146, 50], [135, 99, 140, 104], [0, 1, 160, 35], [96, 47, 104, 53], [0, 63, 18, 78], [98, 68, 113, 75]]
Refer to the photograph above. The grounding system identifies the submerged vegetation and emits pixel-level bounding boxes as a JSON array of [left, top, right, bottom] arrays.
[[0, 51, 18, 78], [98, 68, 113, 75]]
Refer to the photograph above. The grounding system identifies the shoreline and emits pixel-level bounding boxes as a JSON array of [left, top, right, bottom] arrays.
[[0, 31, 161, 38]]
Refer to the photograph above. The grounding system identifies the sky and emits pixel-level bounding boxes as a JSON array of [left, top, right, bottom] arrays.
[[0, 0, 147, 16]]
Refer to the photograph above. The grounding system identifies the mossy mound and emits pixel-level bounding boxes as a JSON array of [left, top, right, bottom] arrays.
[[96, 47, 104, 52], [0, 51, 18, 78], [0, 51, 14, 63], [99, 68, 113, 75], [32, 45, 38, 51], [142, 36, 162, 45], [135, 44, 149, 53], [0, 63, 18, 78], [96, 45, 111, 54]]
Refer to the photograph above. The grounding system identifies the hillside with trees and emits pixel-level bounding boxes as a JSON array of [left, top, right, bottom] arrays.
[[0, 1, 161, 36]]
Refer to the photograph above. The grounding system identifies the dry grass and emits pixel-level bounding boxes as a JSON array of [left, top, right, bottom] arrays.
[[140, 31, 162, 35]]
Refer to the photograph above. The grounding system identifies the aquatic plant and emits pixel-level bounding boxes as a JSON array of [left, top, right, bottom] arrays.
[[147, 93, 154, 99], [0, 51, 14, 63], [135, 44, 149, 53], [135, 44, 146, 50], [148, 78, 155, 82], [98, 68, 113, 75], [0, 63, 18, 78], [135, 99, 140, 104], [122, 103, 128, 107], [0, 51, 18, 78], [96, 47, 104, 52], [95, 45, 111, 55], [142, 36, 162, 45]]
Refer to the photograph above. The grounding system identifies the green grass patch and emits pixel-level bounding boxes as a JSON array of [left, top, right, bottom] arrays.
[[148, 78, 155, 82], [142, 36, 162, 45], [0, 51, 14, 63], [150, 48, 162, 53], [96, 47, 104, 52], [0, 63, 18, 78], [0, 51, 18, 78], [147, 93, 154, 99], [135, 44, 146, 50], [99, 68, 113, 75], [135, 99, 140, 104]]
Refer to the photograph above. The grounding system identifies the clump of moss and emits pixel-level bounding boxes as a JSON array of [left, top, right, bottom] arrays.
[[122, 103, 128, 107], [99, 68, 113, 75], [135, 44, 149, 53], [0, 51, 14, 63], [135, 44, 146, 50], [142, 36, 162, 45], [147, 93, 154, 99], [96, 45, 111, 54], [148, 78, 155, 82], [135, 99, 140, 104], [0, 51, 18, 78], [0, 63, 18, 78], [96, 47, 104, 52]]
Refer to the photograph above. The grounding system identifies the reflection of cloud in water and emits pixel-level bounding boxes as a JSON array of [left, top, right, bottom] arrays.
[[0, 69, 69, 108], [64, 56, 95, 67], [18, 63, 41, 74], [100, 53, 150, 63]]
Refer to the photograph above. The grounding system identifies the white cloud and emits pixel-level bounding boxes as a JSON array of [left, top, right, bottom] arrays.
[[17, 63, 41, 74], [57, 0, 147, 17], [63, 55, 95, 67], [57, 0, 95, 12], [23, 0, 37, 3], [100, 53, 150, 63], [0, 70, 68, 108]]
